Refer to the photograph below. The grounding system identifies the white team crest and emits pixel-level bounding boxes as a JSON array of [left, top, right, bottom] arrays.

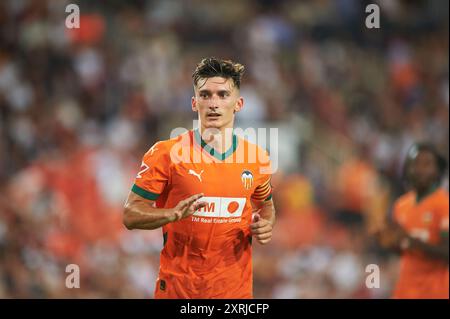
[[241, 170, 253, 190], [188, 169, 204, 182]]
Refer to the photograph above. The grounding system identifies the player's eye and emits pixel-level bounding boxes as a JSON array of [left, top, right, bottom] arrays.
[[200, 92, 210, 99], [219, 92, 229, 98]]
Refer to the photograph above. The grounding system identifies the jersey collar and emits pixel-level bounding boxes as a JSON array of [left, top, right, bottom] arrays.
[[415, 183, 439, 203], [193, 129, 238, 161]]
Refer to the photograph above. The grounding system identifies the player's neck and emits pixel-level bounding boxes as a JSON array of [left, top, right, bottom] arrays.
[[198, 125, 234, 153], [415, 183, 439, 202]]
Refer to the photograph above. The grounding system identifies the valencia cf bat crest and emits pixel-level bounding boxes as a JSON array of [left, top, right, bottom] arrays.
[[241, 170, 254, 190]]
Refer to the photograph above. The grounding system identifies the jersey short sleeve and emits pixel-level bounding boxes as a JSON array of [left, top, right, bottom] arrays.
[[251, 149, 273, 202], [131, 142, 170, 200]]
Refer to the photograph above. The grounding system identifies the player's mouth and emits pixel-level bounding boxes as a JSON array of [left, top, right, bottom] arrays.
[[206, 113, 222, 120]]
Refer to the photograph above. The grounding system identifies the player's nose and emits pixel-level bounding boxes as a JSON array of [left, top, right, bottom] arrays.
[[207, 95, 221, 107], [208, 104, 219, 111]]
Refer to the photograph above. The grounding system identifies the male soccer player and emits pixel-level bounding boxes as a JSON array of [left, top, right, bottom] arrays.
[[377, 143, 449, 298], [123, 57, 275, 299]]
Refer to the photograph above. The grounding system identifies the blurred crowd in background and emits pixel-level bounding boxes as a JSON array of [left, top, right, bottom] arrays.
[[0, 0, 448, 298]]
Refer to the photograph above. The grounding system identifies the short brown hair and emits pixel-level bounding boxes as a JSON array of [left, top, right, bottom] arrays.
[[192, 57, 245, 89]]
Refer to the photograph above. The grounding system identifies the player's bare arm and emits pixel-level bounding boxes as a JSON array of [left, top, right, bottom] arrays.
[[376, 221, 449, 262], [251, 199, 276, 245], [401, 229, 449, 263], [374, 221, 405, 253], [123, 192, 207, 230]]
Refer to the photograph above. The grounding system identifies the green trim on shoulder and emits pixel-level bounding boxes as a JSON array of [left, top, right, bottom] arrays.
[[193, 129, 238, 161], [131, 184, 160, 200], [264, 194, 273, 201]]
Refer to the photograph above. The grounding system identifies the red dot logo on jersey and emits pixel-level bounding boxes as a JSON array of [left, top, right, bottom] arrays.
[[227, 201, 240, 214], [241, 170, 253, 190]]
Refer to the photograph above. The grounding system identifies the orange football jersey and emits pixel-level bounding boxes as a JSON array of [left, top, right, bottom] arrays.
[[131, 129, 273, 298], [392, 187, 449, 299]]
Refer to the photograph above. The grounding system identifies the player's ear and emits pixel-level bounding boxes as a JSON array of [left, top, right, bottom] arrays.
[[191, 96, 198, 112], [234, 96, 244, 113]]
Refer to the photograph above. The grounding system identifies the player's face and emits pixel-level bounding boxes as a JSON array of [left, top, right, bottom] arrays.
[[191, 77, 243, 131], [410, 150, 439, 190]]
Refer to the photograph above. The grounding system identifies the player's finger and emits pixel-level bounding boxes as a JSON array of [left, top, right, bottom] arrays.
[[192, 193, 204, 200], [191, 201, 207, 211], [184, 201, 207, 217], [252, 223, 272, 234], [176, 199, 189, 210], [256, 232, 272, 240], [251, 224, 272, 234], [257, 237, 272, 245], [177, 195, 201, 211], [250, 221, 262, 229], [250, 219, 269, 230], [185, 193, 204, 206]]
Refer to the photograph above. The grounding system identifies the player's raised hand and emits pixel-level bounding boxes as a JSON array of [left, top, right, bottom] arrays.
[[250, 213, 273, 245], [172, 193, 207, 221], [375, 221, 409, 250]]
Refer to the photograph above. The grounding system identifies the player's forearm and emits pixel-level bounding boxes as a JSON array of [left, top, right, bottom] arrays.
[[406, 236, 449, 262], [375, 227, 403, 254], [123, 203, 176, 230]]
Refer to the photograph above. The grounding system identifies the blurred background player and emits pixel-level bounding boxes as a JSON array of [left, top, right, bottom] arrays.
[[123, 57, 275, 298], [376, 143, 449, 298]]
